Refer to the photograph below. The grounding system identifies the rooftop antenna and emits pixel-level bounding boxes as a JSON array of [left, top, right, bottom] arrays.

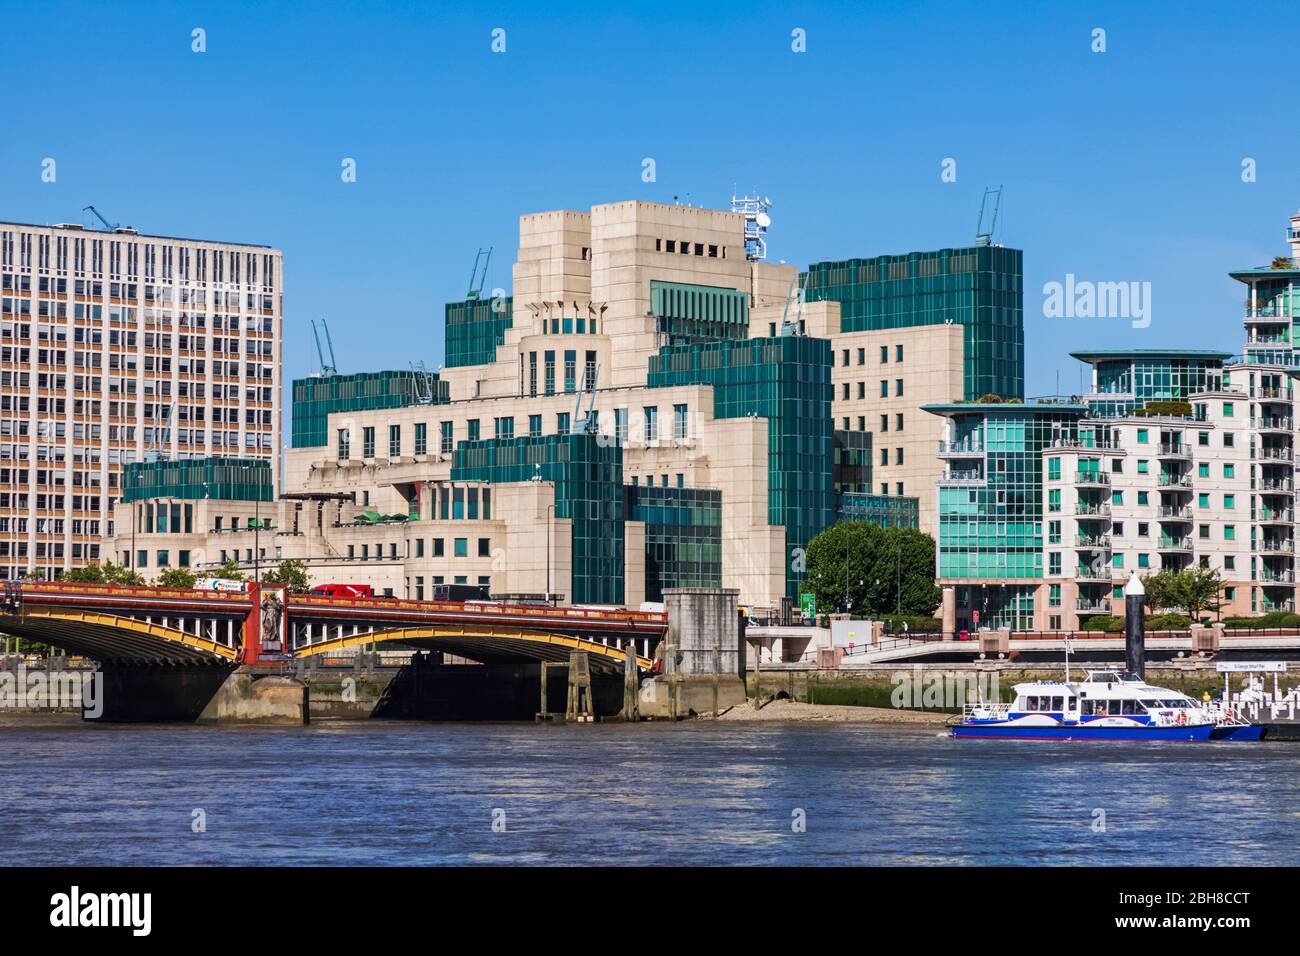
[[975, 186, 1003, 247], [311, 319, 338, 376], [466, 247, 492, 300], [731, 193, 772, 260]]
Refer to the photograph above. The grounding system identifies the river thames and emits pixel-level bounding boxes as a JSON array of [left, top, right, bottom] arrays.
[[2, 720, 1295, 866]]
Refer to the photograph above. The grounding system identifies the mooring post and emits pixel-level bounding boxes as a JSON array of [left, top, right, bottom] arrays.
[[621, 644, 639, 721], [1124, 571, 1145, 679]]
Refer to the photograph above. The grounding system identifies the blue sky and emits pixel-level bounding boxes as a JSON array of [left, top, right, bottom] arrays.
[[2, 0, 1297, 398]]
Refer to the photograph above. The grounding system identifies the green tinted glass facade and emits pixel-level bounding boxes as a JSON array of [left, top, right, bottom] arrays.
[[648, 336, 833, 600], [291, 370, 448, 448], [802, 245, 1024, 400], [123, 456, 272, 503], [1075, 350, 1228, 417], [650, 280, 749, 346], [627, 485, 722, 600], [451, 433, 624, 605], [836, 493, 918, 529], [445, 296, 514, 368], [930, 404, 1084, 580], [833, 429, 872, 494]]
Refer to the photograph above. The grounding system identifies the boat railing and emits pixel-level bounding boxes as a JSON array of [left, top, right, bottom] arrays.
[[961, 701, 1012, 721]]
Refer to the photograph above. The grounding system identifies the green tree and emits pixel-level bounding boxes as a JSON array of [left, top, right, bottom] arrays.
[[60, 561, 144, 585], [262, 559, 310, 594], [212, 559, 246, 582], [803, 521, 940, 617], [1270, 256, 1293, 270], [156, 567, 197, 589], [1142, 567, 1223, 622]]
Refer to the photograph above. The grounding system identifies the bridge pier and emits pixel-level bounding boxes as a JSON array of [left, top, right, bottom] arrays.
[[95, 664, 307, 724], [640, 588, 747, 719]]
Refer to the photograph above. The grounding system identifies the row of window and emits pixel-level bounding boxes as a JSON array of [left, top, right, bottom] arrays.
[[839, 379, 905, 401], [840, 344, 905, 367]]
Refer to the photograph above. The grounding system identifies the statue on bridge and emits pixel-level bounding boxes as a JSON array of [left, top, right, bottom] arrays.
[[260, 590, 284, 653]]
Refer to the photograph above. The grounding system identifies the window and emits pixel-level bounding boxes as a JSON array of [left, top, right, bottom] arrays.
[[1137, 459, 1148, 474], [1199, 524, 1210, 539], [337, 428, 350, 460], [1048, 552, 1061, 575], [1137, 491, 1148, 506], [1138, 553, 1150, 569], [1225, 557, 1235, 571], [362, 426, 375, 458], [1048, 457, 1060, 480], [1048, 489, 1061, 512], [388, 424, 401, 457], [1224, 494, 1235, 509], [643, 406, 658, 441], [1049, 584, 1061, 606], [1223, 432, 1234, 448], [1111, 458, 1123, 473], [896, 344, 903, 362], [1223, 402, 1234, 417], [494, 416, 514, 440], [433, 538, 445, 557], [895, 447, 903, 465], [1136, 429, 1148, 444], [1224, 464, 1235, 478], [529, 414, 542, 437], [880, 380, 888, 397], [467, 419, 480, 441], [1112, 554, 1124, 569], [557, 412, 570, 434], [879, 346, 888, 364], [454, 538, 468, 558], [673, 404, 688, 440], [414, 422, 427, 455], [1137, 523, 1149, 537], [1198, 492, 1209, 508], [1198, 462, 1209, 478], [895, 379, 904, 397], [1198, 431, 1209, 446], [1048, 520, 1061, 543], [1111, 491, 1122, 505], [895, 414, 903, 431], [478, 537, 491, 557], [1225, 525, 1236, 540], [440, 421, 453, 454]]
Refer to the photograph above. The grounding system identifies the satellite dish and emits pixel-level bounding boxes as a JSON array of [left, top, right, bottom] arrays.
[[756, 212, 771, 228]]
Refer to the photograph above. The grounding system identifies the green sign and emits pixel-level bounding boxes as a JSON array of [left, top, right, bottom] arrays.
[[800, 593, 816, 618]]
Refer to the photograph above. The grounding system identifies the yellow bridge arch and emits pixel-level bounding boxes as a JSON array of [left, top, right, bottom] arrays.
[[294, 623, 653, 671], [0, 610, 238, 664]]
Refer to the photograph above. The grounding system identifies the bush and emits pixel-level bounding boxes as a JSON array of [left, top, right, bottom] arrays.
[[1080, 615, 1124, 633], [880, 615, 943, 634], [1222, 611, 1300, 629], [1145, 612, 1191, 630], [1130, 400, 1192, 418]]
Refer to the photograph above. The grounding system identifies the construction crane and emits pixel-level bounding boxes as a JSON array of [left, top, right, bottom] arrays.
[[311, 319, 338, 376], [466, 248, 492, 301], [975, 186, 1003, 247], [82, 205, 120, 231]]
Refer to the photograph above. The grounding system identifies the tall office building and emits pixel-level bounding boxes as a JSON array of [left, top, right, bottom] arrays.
[[0, 220, 282, 580]]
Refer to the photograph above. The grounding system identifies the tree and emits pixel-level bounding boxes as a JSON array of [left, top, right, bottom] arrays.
[[1270, 256, 1294, 270], [156, 567, 197, 589], [803, 521, 941, 617], [60, 561, 144, 585], [1142, 567, 1223, 622], [262, 559, 310, 594], [212, 559, 246, 582]]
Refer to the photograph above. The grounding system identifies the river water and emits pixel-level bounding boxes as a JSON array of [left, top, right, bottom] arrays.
[[2, 719, 1296, 866]]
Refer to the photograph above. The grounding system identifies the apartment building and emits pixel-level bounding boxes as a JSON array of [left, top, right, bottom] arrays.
[[0, 220, 283, 580]]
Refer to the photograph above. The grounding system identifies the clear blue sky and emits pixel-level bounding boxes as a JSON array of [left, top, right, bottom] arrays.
[[2, 0, 1297, 398]]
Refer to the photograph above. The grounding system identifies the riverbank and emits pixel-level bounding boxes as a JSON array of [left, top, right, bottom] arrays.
[[710, 697, 949, 724]]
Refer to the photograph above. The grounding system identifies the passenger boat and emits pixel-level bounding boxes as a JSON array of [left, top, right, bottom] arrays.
[[951, 670, 1214, 741]]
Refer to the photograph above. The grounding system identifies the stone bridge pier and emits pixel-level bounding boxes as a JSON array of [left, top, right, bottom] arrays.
[[639, 588, 747, 718]]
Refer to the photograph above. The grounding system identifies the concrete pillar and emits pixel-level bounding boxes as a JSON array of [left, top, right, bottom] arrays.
[[941, 587, 956, 637], [662, 588, 742, 677]]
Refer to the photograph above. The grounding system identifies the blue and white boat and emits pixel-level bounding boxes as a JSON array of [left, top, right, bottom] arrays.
[[951, 670, 1214, 741]]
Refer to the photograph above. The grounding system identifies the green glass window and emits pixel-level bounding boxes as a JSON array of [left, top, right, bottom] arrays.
[[1198, 493, 1209, 508], [1048, 457, 1060, 480], [1138, 553, 1150, 568], [1224, 464, 1234, 478], [1136, 429, 1148, 444], [1224, 494, 1235, 509], [1137, 460, 1148, 474], [1198, 463, 1209, 478], [1112, 553, 1124, 569], [1111, 491, 1122, 505], [1225, 525, 1236, 540], [454, 538, 468, 558]]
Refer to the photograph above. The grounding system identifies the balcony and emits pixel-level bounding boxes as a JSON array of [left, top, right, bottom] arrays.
[[1158, 474, 1193, 489], [1049, 438, 1123, 452], [1259, 540, 1295, 554], [1245, 308, 1292, 323], [1259, 448, 1294, 463], [1260, 570, 1295, 585], [1259, 509, 1296, 525], [1074, 534, 1112, 549], [1255, 416, 1294, 432], [1074, 471, 1111, 487], [1261, 600, 1297, 614], [939, 470, 984, 486], [938, 440, 984, 458], [1074, 503, 1112, 518], [1076, 565, 1111, 582], [1256, 386, 1294, 402], [1157, 536, 1193, 552], [1076, 598, 1111, 613], [1157, 443, 1191, 461]]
